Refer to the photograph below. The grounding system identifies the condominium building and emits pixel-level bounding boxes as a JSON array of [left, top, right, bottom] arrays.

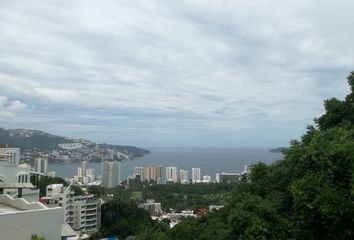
[[166, 166, 178, 183], [101, 161, 121, 188], [34, 157, 48, 175], [133, 166, 144, 180], [179, 169, 189, 184], [144, 165, 162, 183], [192, 168, 201, 183], [41, 184, 101, 233]]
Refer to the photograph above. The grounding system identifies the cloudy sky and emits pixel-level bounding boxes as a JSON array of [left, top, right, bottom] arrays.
[[0, 0, 353, 147]]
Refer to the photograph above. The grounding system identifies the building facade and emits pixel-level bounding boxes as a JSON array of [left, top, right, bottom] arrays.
[[179, 169, 189, 184], [166, 166, 178, 183], [41, 184, 101, 234], [144, 165, 162, 183], [101, 161, 121, 188], [192, 168, 201, 183]]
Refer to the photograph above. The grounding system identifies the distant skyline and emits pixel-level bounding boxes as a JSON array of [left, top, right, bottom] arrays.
[[1, 1, 354, 147]]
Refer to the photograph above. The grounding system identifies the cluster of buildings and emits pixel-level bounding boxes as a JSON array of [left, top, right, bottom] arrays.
[[0, 145, 102, 239], [72, 161, 97, 185], [127, 164, 253, 187]]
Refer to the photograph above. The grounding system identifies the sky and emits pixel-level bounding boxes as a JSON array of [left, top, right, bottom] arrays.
[[0, 0, 354, 148]]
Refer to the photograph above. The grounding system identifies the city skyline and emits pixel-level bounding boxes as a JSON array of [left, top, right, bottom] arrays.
[[1, 1, 354, 148]]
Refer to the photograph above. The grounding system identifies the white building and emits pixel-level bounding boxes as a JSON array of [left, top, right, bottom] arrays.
[[0, 147, 40, 202], [179, 169, 189, 184], [202, 175, 211, 183], [192, 168, 201, 183], [41, 184, 101, 234], [215, 173, 221, 183], [138, 199, 162, 215], [0, 147, 20, 166], [101, 161, 121, 188], [166, 166, 178, 183]]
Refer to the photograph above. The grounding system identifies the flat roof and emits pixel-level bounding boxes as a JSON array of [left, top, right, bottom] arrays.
[[0, 183, 34, 189]]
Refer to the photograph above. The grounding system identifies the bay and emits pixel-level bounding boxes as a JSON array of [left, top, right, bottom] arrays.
[[49, 147, 283, 181]]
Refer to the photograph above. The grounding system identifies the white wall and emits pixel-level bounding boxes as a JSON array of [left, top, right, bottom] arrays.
[[0, 207, 62, 240]]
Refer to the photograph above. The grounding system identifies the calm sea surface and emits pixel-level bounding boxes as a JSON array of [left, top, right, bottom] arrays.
[[49, 147, 283, 181]]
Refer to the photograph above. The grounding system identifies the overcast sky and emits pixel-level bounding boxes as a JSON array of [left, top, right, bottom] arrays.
[[0, 0, 354, 147]]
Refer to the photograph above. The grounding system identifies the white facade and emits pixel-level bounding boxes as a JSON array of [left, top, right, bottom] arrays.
[[42, 184, 101, 233], [0, 194, 63, 240], [0, 147, 20, 166], [179, 169, 189, 184], [215, 173, 221, 183], [101, 161, 121, 188], [0, 147, 39, 202], [166, 166, 178, 183], [192, 168, 201, 183], [202, 175, 211, 183]]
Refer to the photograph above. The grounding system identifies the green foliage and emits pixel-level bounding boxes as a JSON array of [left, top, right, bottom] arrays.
[[37, 176, 68, 196], [70, 185, 84, 195], [30, 234, 46, 240], [98, 199, 165, 239], [141, 183, 233, 211]]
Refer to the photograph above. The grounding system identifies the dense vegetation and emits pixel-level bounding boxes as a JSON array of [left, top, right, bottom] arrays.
[[106, 183, 233, 212], [134, 72, 354, 239], [89, 199, 169, 240]]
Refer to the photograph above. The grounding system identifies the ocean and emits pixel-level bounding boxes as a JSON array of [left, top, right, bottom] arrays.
[[48, 147, 283, 181]]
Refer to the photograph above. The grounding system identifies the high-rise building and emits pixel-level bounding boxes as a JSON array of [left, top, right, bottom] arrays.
[[34, 158, 48, 175], [215, 173, 221, 183], [192, 168, 201, 183], [144, 165, 162, 182], [134, 166, 144, 179], [101, 161, 121, 188], [77, 166, 83, 178], [82, 161, 87, 177], [179, 169, 189, 184], [86, 168, 95, 182], [166, 166, 178, 183]]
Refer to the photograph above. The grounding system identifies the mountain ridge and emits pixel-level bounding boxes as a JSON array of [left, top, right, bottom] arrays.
[[0, 127, 150, 163]]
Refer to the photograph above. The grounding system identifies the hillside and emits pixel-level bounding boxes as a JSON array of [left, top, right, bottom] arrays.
[[0, 128, 150, 163]]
